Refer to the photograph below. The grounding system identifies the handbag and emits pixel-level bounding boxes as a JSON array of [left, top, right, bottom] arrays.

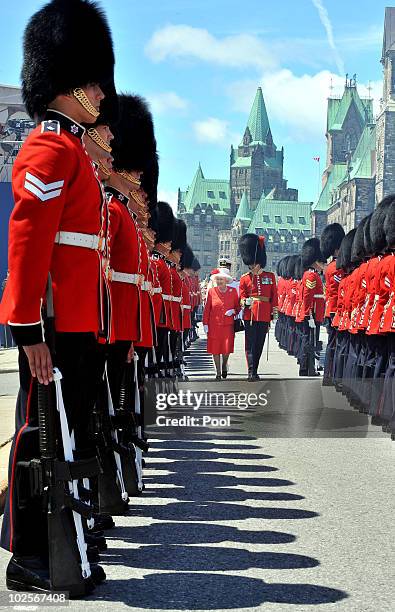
[[234, 317, 245, 333]]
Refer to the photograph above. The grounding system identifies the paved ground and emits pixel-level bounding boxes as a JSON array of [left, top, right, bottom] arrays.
[[0, 327, 393, 611]]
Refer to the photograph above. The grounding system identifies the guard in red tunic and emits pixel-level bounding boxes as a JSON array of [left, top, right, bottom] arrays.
[[0, 0, 115, 594], [167, 219, 187, 377], [239, 234, 277, 381], [320, 223, 345, 385], [152, 201, 175, 376], [180, 245, 194, 349], [297, 238, 326, 376]]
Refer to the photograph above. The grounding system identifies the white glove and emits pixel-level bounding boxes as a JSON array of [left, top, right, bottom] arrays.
[[224, 309, 235, 316], [203, 325, 209, 334], [244, 297, 252, 306], [308, 317, 316, 329]]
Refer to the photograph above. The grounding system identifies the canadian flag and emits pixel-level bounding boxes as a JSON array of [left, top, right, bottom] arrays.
[[313, 156, 320, 162]]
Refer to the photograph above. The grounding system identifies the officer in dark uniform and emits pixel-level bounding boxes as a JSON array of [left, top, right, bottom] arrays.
[[238, 234, 278, 381], [0, 0, 115, 595]]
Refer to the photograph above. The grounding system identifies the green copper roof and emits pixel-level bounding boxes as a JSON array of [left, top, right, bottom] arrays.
[[232, 156, 251, 168], [244, 87, 270, 144], [231, 150, 282, 169], [338, 123, 376, 183], [248, 195, 312, 234], [327, 86, 373, 132], [180, 164, 230, 216], [312, 164, 346, 212], [235, 191, 252, 221]]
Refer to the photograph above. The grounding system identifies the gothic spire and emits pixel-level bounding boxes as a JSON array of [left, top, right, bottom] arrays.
[[246, 87, 271, 144]]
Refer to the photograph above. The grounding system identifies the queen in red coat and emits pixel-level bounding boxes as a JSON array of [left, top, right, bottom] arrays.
[[203, 268, 240, 379]]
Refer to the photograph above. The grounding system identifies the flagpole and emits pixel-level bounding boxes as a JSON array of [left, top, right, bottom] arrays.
[[318, 159, 321, 200]]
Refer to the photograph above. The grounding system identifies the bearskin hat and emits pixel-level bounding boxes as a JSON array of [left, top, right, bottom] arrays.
[[320, 223, 345, 260], [140, 153, 159, 210], [148, 205, 158, 234], [180, 244, 194, 270], [286, 254, 299, 279], [155, 201, 174, 243], [384, 200, 395, 249], [111, 94, 157, 174], [191, 257, 201, 272], [369, 195, 395, 253], [336, 228, 357, 271], [239, 234, 267, 268], [276, 258, 285, 278], [22, 0, 114, 119], [351, 215, 371, 263], [171, 219, 187, 252], [301, 238, 325, 269], [294, 256, 304, 280]]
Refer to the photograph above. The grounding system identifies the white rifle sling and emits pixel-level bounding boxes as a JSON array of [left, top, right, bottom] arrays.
[[104, 365, 129, 501]]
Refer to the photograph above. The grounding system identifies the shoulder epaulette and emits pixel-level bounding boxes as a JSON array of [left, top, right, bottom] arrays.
[[41, 120, 61, 135], [240, 272, 250, 278]]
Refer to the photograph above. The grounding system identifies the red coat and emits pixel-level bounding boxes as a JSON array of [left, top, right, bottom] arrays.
[[239, 270, 277, 322], [181, 276, 192, 330], [169, 265, 183, 332], [153, 253, 172, 328], [106, 187, 140, 343], [150, 256, 164, 327], [358, 256, 380, 329], [285, 279, 297, 316], [379, 254, 395, 332], [277, 277, 286, 312], [338, 268, 358, 332], [134, 235, 154, 348], [367, 254, 392, 335], [332, 276, 347, 329], [297, 269, 324, 323], [324, 260, 344, 317], [0, 111, 105, 345], [203, 286, 240, 354]]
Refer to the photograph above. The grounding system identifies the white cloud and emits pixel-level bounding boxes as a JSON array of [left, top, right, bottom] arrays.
[[145, 24, 276, 70], [228, 70, 382, 142], [311, 0, 345, 75], [158, 188, 178, 212], [148, 91, 188, 115], [193, 118, 230, 144]]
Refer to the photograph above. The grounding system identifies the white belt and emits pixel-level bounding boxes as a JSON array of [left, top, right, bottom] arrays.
[[109, 271, 144, 285], [172, 296, 182, 303], [152, 287, 162, 294], [162, 294, 172, 301], [182, 304, 191, 309], [141, 281, 152, 291], [314, 294, 325, 299], [54, 231, 105, 251]]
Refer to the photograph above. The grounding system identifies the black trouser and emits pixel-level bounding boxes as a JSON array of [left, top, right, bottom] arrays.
[[156, 327, 169, 372], [106, 341, 130, 405], [244, 321, 269, 376], [299, 319, 320, 376], [1, 332, 99, 556], [323, 316, 336, 384]]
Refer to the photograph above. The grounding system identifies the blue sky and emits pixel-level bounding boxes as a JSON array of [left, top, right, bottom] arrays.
[[1, 0, 389, 208]]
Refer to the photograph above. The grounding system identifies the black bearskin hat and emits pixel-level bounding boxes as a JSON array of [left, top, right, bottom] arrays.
[[351, 215, 371, 263], [384, 200, 395, 249], [171, 219, 187, 252], [148, 205, 158, 235], [294, 256, 304, 280], [180, 244, 194, 270], [301, 238, 325, 269], [336, 228, 357, 271], [363, 215, 373, 257], [320, 223, 345, 260], [286, 254, 299, 279], [22, 0, 114, 119], [155, 201, 174, 243], [191, 257, 201, 272], [141, 153, 159, 210], [239, 234, 267, 268], [276, 258, 285, 278], [369, 195, 395, 254], [111, 94, 157, 173]]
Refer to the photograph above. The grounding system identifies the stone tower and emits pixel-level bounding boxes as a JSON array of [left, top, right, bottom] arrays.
[[376, 7, 395, 202]]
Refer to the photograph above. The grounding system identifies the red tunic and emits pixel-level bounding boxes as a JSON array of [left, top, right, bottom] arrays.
[[358, 256, 380, 330], [367, 254, 392, 335], [169, 265, 183, 332], [106, 187, 140, 343], [203, 286, 240, 354], [277, 277, 286, 312], [134, 235, 154, 348], [239, 270, 277, 322], [150, 256, 164, 327], [297, 269, 325, 323], [285, 279, 297, 316], [338, 268, 358, 332], [379, 254, 395, 332], [332, 276, 347, 329], [324, 260, 344, 317], [181, 276, 192, 330], [154, 253, 172, 328], [0, 111, 106, 345]]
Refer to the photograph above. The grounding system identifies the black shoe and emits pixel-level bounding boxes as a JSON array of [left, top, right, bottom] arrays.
[[215, 375, 221, 381], [90, 563, 106, 584], [87, 545, 100, 563], [93, 513, 115, 530], [6, 556, 95, 597], [85, 532, 107, 552], [221, 369, 228, 379]]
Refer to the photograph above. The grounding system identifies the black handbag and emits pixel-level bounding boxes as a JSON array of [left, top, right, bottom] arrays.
[[234, 318, 245, 333]]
